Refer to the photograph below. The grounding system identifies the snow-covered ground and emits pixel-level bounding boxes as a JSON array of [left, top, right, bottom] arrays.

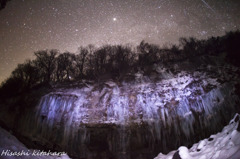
[[154, 114, 240, 159], [0, 127, 70, 159]]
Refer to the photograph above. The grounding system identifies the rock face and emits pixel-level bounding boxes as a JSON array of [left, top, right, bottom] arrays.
[[1, 55, 240, 159]]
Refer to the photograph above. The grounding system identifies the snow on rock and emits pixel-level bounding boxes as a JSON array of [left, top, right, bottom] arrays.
[[0, 127, 70, 159], [28, 68, 238, 126], [13, 61, 240, 158], [1, 56, 239, 159], [154, 114, 240, 159]]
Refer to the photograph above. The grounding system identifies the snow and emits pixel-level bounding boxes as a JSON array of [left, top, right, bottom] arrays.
[[154, 113, 240, 159], [104, 81, 116, 87], [42, 62, 240, 126], [20, 64, 239, 154], [6, 60, 239, 158], [0, 127, 70, 159]]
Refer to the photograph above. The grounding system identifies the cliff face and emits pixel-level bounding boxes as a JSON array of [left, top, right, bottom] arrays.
[[0, 55, 240, 159]]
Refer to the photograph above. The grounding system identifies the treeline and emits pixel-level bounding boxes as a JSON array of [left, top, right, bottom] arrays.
[[0, 30, 240, 97]]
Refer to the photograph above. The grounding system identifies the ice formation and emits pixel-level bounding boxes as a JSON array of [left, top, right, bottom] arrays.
[[0, 57, 239, 159], [16, 64, 239, 158]]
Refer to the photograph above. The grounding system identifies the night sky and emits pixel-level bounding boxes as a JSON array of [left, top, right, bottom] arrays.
[[0, 0, 240, 83]]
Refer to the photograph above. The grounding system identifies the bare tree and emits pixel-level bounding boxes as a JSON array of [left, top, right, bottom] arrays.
[[34, 49, 58, 83], [56, 52, 75, 81], [75, 46, 89, 79], [12, 60, 39, 88]]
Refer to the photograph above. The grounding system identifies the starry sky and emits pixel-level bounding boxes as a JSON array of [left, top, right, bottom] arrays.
[[0, 0, 240, 83]]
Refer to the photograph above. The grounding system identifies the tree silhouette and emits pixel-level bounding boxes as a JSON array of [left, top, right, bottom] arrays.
[[56, 52, 75, 81], [1, 30, 240, 98], [34, 49, 58, 83], [12, 60, 39, 88], [76, 47, 88, 79], [224, 30, 240, 66]]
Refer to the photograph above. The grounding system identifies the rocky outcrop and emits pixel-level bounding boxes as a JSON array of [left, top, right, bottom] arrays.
[[1, 55, 240, 159], [16, 82, 239, 158]]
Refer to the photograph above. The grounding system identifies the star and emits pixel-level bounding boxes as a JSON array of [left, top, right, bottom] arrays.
[[113, 18, 117, 21]]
